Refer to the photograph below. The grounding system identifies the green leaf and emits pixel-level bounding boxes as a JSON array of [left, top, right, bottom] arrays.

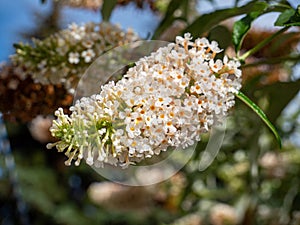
[[101, 0, 118, 21], [275, 5, 300, 26], [236, 91, 282, 148], [183, 1, 269, 37], [275, 8, 296, 26], [232, 10, 265, 53], [152, 0, 188, 39]]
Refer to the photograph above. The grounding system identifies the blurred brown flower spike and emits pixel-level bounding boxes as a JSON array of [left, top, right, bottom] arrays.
[[0, 64, 72, 123]]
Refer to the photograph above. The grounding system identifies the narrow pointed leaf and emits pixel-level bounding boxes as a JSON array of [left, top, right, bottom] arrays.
[[183, 1, 269, 37], [232, 10, 265, 53], [275, 5, 300, 26], [101, 0, 118, 21], [236, 91, 282, 148], [275, 9, 296, 26]]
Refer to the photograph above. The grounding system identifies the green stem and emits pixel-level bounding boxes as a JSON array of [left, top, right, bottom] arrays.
[[238, 26, 289, 61], [235, 91, 282, 148], [241, 54, 300, 68]]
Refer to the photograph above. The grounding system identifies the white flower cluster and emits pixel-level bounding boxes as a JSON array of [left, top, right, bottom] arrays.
[[11, 22, 139, 91], [47, 33, 242, 168]]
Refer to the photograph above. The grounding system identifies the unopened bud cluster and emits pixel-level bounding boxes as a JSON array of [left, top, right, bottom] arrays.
[[47, 33, 242, 168]]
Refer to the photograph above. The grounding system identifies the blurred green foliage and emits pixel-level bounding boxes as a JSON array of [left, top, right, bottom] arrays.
[[1, 0, 300, 225]]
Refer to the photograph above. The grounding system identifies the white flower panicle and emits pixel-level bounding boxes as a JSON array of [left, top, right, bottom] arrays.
[[47, 33, 242, 168], [11, 22, 139, 91]]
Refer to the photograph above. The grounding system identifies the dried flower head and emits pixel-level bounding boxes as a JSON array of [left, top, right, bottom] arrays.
[[47, 33, 242, 168], [0, 64, 72, 123], [11, 22, 139, 91]]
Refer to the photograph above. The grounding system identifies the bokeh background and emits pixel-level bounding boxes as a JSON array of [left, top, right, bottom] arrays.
[[1, 0, 300, 224]]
